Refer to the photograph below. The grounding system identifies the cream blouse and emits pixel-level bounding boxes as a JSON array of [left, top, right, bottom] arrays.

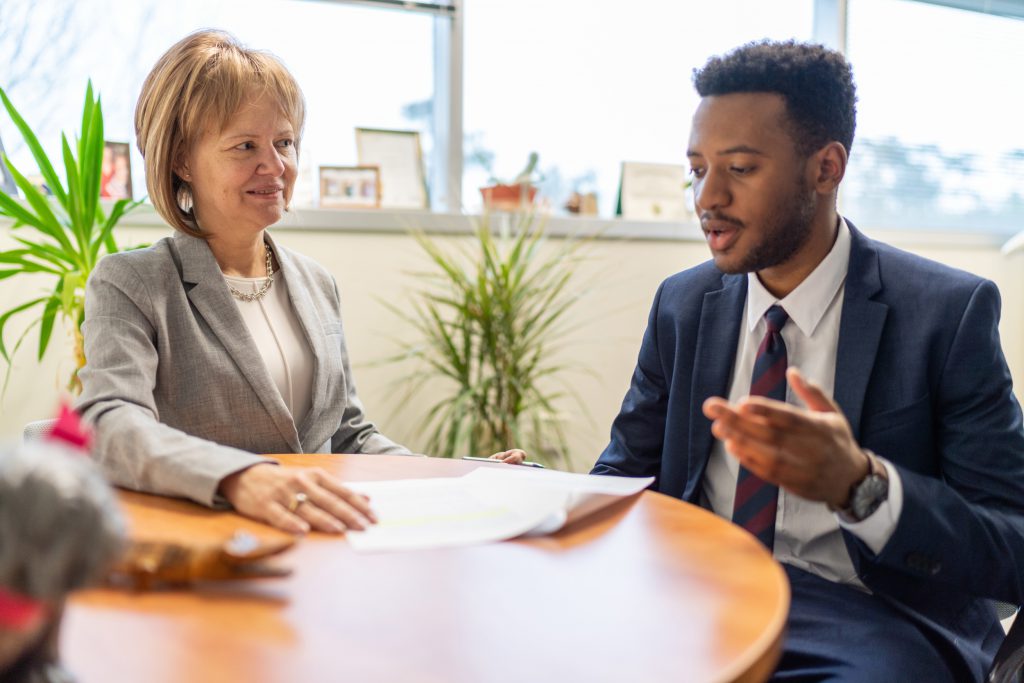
[[222, 271, 314, 427]]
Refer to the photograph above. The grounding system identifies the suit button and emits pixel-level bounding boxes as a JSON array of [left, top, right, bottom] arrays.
[[929, 561, 942, 576]]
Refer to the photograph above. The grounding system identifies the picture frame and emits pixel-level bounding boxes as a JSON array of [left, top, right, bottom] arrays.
[[616, 161, 692, 221], [100, 141, 132, 200], [319, 165, 381, 209], [355, 127, 429, 209], [0, 132, 17, 195]]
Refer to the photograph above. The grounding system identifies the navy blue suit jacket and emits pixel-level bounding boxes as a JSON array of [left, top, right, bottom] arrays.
[[593, 223, 1024, 679]]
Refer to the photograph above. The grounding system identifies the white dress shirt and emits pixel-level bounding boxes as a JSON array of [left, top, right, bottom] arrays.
[[701, 218, 904, 588], [223, 271, 315, 428]]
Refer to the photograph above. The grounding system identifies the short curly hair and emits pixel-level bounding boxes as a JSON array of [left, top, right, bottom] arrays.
[[693, 40, 857, 157]]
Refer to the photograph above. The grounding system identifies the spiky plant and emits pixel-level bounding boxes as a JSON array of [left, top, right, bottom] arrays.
[[0, 82, 141, 393]]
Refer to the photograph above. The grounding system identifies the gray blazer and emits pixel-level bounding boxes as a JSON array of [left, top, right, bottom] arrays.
[[76, 231, 410, 507]]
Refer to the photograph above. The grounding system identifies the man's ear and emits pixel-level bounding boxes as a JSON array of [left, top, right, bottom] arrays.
[[811, 142, 847, 194]]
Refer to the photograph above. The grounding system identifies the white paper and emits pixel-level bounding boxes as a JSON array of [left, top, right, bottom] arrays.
[[460, 467, 654, 535], [344, 477, 566, 552], [345, 468, 653, 553]]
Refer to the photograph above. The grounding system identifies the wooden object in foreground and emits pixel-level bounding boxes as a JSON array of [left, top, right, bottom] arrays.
[[63, 454, 789, 683]]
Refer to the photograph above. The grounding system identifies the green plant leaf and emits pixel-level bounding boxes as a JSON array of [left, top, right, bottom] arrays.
[[0, 86, 68, 204], [10, 236, 77, 270], [91, 198, 142, 262], [0, 251, 61, 275], [61, 271, 82, 315], [62, 132, 94, 258], [0, 174, 52, 231], [78, 81, 95, 166], [3, 156, 77, 257], [37, 294, 61, 360], [80, 93, 104, 238], [0, 297, 48, 362], [1, 317, 41, 398]]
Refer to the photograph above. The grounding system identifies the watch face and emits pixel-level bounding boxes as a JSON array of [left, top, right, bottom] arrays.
[[852, 475, 889, 520]]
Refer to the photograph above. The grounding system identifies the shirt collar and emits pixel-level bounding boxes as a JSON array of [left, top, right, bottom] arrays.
[[746, 217, 852, 337]]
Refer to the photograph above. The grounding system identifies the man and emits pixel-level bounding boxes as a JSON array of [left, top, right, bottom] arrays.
[[593, 40, 1024, 681]]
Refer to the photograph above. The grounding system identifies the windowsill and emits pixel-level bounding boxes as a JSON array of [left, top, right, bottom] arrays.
[[1, 201, 1018, 250]]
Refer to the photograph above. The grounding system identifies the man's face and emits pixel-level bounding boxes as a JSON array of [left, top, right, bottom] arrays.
[[687, 93, 817, 276]]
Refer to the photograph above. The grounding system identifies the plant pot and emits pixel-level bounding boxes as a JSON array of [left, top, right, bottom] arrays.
[[479, 184, 537, 212]]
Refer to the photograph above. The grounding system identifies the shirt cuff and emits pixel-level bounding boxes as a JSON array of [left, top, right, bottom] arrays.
[[835, 458, 903, 555]]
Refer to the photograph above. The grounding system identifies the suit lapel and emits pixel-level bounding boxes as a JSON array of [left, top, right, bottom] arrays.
[[685, 273, 746, 502], [266, 234, 328, 443], [833, 223, 888, 441], [173, 232, 301, 451]]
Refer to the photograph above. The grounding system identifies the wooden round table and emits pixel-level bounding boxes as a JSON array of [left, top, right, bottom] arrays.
[[63, 454, 789, 682]]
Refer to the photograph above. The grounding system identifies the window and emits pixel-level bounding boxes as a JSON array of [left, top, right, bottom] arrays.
[[461, 0, 815, 216], [4, 0, 1021, 234], [843, 0, 1024, 234], [0, 0, 437, 209]]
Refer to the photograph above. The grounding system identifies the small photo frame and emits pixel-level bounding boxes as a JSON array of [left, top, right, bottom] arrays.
[[617, 161, 691, 221], [100, 141, 132, 200], [355, 128, 429, 209], [319, 165, 381, 209]]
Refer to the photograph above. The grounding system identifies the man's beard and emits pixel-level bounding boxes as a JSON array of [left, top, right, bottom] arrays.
[[719, 179, 816, 275]]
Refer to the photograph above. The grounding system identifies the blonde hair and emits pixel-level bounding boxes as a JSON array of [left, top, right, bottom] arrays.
[[134, 30, 306, 235]]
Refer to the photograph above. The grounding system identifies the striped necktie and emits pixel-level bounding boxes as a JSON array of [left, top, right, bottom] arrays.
[[732, 304, 789, 550]]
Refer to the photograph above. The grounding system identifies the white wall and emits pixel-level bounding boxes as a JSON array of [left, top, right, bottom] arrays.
[[2, 218, 1022, 473]]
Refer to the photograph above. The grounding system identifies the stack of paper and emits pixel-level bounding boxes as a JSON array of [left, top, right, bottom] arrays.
[[345, 468, 653, 553]]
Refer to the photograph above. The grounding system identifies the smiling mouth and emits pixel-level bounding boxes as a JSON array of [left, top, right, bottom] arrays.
[[248, 188, 282, 196]]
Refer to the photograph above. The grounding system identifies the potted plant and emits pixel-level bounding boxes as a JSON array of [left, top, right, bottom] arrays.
[[479, 151, 543, 211], [0, 82, 141, 393], [385, 212, 590, 467]]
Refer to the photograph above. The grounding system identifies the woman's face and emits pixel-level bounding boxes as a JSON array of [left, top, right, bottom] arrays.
[[180, 94, 297, 238]]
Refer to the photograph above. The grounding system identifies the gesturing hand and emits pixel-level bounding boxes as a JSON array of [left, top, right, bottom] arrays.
[[702, 367, 870, 508], [218, 463, 377, 535]]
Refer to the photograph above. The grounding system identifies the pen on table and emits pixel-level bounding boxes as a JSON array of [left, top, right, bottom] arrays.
[[461, 456, 546, 469]]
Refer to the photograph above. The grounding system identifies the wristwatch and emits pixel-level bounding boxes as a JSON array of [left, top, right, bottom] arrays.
[[837, 449, 889, 522]]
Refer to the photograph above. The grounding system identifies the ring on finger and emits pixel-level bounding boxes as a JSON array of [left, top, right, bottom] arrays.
[[287, 491, 309, 513]]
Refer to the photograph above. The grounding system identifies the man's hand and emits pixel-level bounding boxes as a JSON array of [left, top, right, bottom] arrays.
[[702, 367, 869, 508]]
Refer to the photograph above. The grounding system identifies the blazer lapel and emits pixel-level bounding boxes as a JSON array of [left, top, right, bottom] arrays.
[[266, 234, 329, 445], [684, 273, 746, 502], [833, 222, 889, 441], [173, 232, 301, 451]]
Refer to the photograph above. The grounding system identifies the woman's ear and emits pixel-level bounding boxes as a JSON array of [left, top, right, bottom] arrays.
[[173, 149, 191, 183]]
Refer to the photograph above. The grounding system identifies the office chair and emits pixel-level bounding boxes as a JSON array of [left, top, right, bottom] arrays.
[[22, 418, 57, 443], [991, 605, 1024, 683]]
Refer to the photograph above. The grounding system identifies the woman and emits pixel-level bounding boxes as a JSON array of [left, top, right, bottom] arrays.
[[77, 30, 522, 535]]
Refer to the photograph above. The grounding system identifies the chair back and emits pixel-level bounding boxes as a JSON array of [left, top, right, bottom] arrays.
[[991, 609, 1024, 683], [22, 419, 57, 443]]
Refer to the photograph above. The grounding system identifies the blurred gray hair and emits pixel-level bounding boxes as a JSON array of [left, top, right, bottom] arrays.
[[0, 441, 126, 600]]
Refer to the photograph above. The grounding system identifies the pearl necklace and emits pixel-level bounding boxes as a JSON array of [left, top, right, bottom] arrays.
[[227, 243, 274, 302]]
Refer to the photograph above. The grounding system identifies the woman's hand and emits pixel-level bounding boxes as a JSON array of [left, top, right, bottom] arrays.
[[488, 449, 527, 465], [218, 463, 376, 535]]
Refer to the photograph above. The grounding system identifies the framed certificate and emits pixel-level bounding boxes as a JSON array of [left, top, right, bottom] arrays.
[[355, 128, 429, 209], [319, 165, 381, 209], [617, 162, 692, 221]]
